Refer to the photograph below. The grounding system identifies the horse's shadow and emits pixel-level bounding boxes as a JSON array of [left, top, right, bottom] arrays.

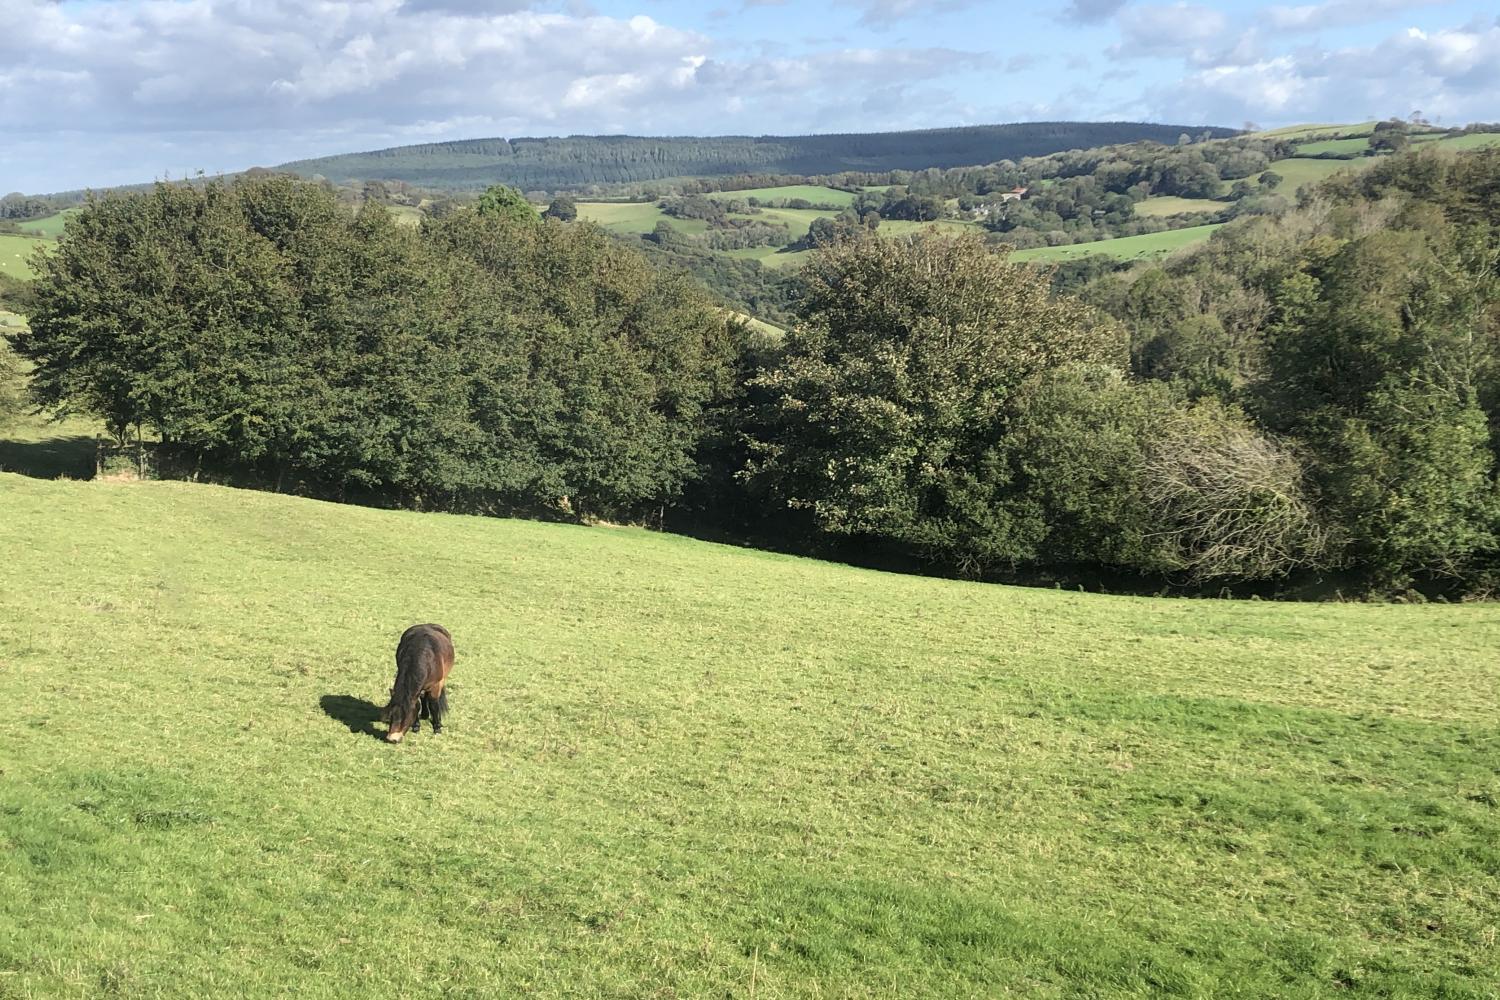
[[319, 694, 384, 740]]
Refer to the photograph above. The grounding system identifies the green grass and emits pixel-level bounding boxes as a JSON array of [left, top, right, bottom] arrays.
[[1291, 138, 1371, 156], [0, 233, 48, 279], [1255, 123, 1376, 140], [2, 468, 1498, 997], [1256, 156, 1374, 192], [1133, 196, 1224, 218], [723, 245, 810, 269], [15, 209, 76, 239], [0, 400, 101, 481], [1435, 133, 1500, 151], [1011, 224, 1225, 263], [707, 185, 858, 206], [575, 201, 709, 237]]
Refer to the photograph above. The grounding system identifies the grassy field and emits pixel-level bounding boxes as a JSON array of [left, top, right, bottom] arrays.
[[1256, 156, 1373, 191], [1291, 138, 1370, 156], [707, 185, 857, 207], [575, 201, 710, 237], [1436, 133, 1500, 151], [15, 210, 76, 239], [1133, 196, 1224, 218], [2, 468, 1498, 997], [1255, 123, 1376, 140], [1011, 224, 1225, 264], [0, 233, 48, 279]]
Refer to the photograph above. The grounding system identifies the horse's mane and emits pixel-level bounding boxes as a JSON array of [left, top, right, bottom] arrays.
[[382, 657, 426, 732]]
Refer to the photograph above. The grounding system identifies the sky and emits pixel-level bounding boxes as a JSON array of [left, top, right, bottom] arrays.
[[2, 0, 1498, 194]]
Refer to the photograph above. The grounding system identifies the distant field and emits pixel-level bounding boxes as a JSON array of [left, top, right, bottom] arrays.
[[707, 185, 857, 206], [1011, 223, 1224, 263], [1256, 122, 1376, 140], [1436, 132, 1500, 151], [1292, 137, 1369, 156], [1133, 195, 1224, 217], [0, 234, 47, 279], [387, 204, 423, 227], [575, 201, 710, 237], [723, 245, 809, 269], [1255, 157, 1372, 191], [15, 209, 75, 239]]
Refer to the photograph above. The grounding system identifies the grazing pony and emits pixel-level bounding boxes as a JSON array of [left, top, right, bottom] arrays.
[[382, 623, 455, 743]]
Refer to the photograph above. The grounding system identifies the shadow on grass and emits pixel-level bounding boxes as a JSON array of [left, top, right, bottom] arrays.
[[0, 434, 96, 480], [319, 694, 385, 740]]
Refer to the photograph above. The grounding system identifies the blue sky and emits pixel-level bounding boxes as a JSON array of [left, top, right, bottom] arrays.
[[2, 0, 1498, 193]]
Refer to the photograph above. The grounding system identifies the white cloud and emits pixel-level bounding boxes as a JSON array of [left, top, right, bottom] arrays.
[[0, 0, 989, 192], [1151, 20, 1500, 124], [1263, 0, 1448, 32], [1109, 3, 1231, 61]]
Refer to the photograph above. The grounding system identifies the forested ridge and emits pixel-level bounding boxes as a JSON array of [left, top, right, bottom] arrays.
[[6, 144, 1499, 598], [275, 122, 1237, 191]]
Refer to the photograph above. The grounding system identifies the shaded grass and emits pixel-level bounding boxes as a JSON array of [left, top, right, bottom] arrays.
[[1, 474, 1498, 997], [1011, 224, 1225, 263], [0, 408, 99, 480]]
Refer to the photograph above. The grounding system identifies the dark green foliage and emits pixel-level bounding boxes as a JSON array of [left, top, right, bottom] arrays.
[[745, 232, 1130, 575], [633, 238, 798, 328], [543, 195, 577, 221], [15, 177, 737, 518], [1079, 147, 1500, 592], [0, 193, 57, 220], [274, 123, 1239, 192]]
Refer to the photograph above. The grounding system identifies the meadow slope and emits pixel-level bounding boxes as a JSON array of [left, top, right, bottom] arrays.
[[1, 475, 1498, 997]]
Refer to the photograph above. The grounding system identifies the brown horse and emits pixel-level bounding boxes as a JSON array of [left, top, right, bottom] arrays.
[[382, 624, 455, 743]]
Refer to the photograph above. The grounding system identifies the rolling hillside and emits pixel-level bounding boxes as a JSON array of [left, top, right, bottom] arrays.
[[274, 122, 1238, 191], [1, 471, 1497, 996]]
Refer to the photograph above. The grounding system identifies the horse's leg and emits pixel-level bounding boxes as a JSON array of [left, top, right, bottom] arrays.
[[415, 694, 432, 732], [430, 687, 448, 734]]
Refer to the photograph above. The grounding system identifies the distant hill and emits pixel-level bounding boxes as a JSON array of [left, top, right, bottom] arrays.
[[273, 122, 1239, 191]]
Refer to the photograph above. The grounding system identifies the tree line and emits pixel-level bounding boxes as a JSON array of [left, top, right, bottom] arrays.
[[8, 151, 1500, 597], [272, 123, 1237, 192]]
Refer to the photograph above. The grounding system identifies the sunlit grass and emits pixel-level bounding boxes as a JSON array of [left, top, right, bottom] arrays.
[[2, 471, 1498, 997]]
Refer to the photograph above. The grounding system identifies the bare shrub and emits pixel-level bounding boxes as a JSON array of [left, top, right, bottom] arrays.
[[1144, 405, 1327, 580]]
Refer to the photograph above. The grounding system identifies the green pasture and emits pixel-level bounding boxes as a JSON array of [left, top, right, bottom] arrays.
[[1255, 156, 1373, 191], [1, 468, 1497, 997], [0, 233, 47, 280], [575, 201, 710, 237], [1255, 122, 1376, 140], [1011, 224, 1225, 263], [1291, 137, 1370, 156], [1132, 196, 1224, 218], [707, 185, 858, 206], [723, 245, 809, 269], [15, 209, 76, 239], [1435, 132, 1500, 151]]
